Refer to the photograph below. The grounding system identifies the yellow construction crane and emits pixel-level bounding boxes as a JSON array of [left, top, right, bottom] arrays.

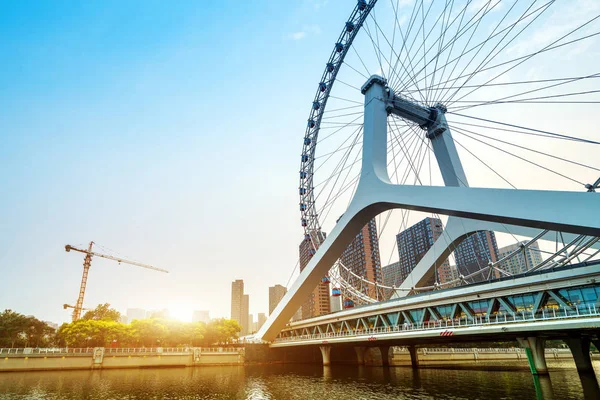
[[64, 241, 168, 321]]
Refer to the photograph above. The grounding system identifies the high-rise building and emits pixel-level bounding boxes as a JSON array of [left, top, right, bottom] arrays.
[[497, 241, 544, 275], [341, 218, 382, 297], [248, 313, 254, 334], [454, 231, 500, 282], [395, 217, 450, 286], [127, 308, 146, 322], [44, 321, 59, 330], [330, 296, 341, 312], [292, 308, 303, 322], [382, 261, 402, 287], [299, 231, 330, 319], [242, 295, 249, 335], [231, 279, 244, 330], [269, 284, 287, 315], [192, 310, 210, 323], [257, 313, 267, 331]]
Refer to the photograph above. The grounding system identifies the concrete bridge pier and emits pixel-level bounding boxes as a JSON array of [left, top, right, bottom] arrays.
[[354, 346, 367, 365], [565, 337, 595, 374], [517, 337, 548, 375], [407, 345, 419, 369], [564, 336, 600, 399], [319, 345, 332, 366], [379, 346, 390, 367]]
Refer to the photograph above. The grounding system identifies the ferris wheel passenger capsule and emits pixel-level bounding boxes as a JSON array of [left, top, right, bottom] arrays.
[[301, 219, 308, 227], [301, 154, 309, 162], [312, 101, 321, 110], [304, 137, 312, 145], [335, 43, 344, 53], [326, 63, 335, 73], [345, 22, 355, 32], [308, 119, 316, 128], [358, 0, 367, 11], [319, 82, 327, 92], [300, 203, 307, 211], [343, 299, 355, 309], [332, 288, 341, 296], [299, 187, 307, 195], [300, 171, 307, 179], [321, 276, 330, 284]]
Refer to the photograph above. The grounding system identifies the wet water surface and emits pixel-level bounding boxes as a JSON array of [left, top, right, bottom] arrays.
[[1, 361, 599, 399]]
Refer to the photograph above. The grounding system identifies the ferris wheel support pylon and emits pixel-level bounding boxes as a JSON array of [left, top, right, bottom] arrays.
[[257, 76, 600, 342]]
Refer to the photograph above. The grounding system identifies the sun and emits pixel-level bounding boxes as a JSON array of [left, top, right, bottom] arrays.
[[169, 306, 193, 322]]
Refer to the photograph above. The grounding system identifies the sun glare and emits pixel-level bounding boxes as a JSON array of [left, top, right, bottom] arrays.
[[169, 307, 193, 322]]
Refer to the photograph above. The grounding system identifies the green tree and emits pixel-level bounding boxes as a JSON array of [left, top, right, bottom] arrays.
[[203, 319, 240, 345], [131, 318, 168, 347], [0, 310, 55, 348], [57, 320, 134, 347], [82, 303, 122, 322]]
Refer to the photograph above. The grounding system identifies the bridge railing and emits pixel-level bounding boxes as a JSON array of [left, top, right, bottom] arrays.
[[275, 304, 600, 342], [0, 348, 94, 355], [393, 347, 572, 354], [0, 347, 242, 355]]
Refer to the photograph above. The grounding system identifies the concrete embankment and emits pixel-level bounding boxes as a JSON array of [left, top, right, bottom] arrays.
[[0, 347, 244, 372], [389, 347, 579, 366]]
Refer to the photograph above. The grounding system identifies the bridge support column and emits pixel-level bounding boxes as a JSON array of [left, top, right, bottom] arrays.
[[379, 346, 390, 367], [565, 337, 595, 374], [354, 346, 367, 365], [407, 345, 419, 369], [565, 337, 600, 399], [517, 337, 548, 375], [319, 346, 332, 366]]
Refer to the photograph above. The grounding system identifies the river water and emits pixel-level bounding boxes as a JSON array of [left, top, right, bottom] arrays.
[[1, 361, 599, 399]]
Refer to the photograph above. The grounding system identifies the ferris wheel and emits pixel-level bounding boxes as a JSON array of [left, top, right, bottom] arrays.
[[298, 0, 600, 308]]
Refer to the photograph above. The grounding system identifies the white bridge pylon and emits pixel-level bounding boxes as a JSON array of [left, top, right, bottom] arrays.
[[257, 76, 600, 342]]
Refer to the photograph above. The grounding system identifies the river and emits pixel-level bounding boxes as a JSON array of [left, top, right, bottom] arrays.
[[1, 360, 599, 399]]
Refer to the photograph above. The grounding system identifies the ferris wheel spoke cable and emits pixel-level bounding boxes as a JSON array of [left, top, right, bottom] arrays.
[[452, 135, 517, 189], [448, 112, 600, 145], [448, 89, 600, 111], [440, 0, 548, 106], [320, 111, 364, 121], [344, 59, 370, 81], [392, 0, 506, 96], [351, 43, 372, 78], [362, 19, 388, 81], [314, 134, 362, 217], [322, 104, 362, 114], [402, 74, 600, 93], [318, 130, 364, 223], [394, 3, 588, 99], [427, 0, 456, 103], [387, 0, 430, 101], [451, 122, 600, 173], [451, 125, 586, 186], [387, 0, 425, 92], [445, 14, 600, 107], [371, 0, 448, 99]]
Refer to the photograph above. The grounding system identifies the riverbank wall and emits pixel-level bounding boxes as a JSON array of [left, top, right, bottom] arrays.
[[386, 347, 583, 366], [0, 347, 243, 372]]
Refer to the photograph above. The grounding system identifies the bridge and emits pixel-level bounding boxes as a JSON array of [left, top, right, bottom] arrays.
[[252, 0, 600, 395], [270, 261, 600, 375]]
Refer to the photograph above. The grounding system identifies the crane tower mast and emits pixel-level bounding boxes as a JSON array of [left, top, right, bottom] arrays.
[[65, 241, 168, 321]]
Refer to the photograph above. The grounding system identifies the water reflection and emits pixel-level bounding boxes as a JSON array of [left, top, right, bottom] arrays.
[[0, 361, 599, 399]]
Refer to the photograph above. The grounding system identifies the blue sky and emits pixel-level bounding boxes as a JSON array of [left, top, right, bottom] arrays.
[[0, 0, 346, 323], [2, 0, 599, 325]]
